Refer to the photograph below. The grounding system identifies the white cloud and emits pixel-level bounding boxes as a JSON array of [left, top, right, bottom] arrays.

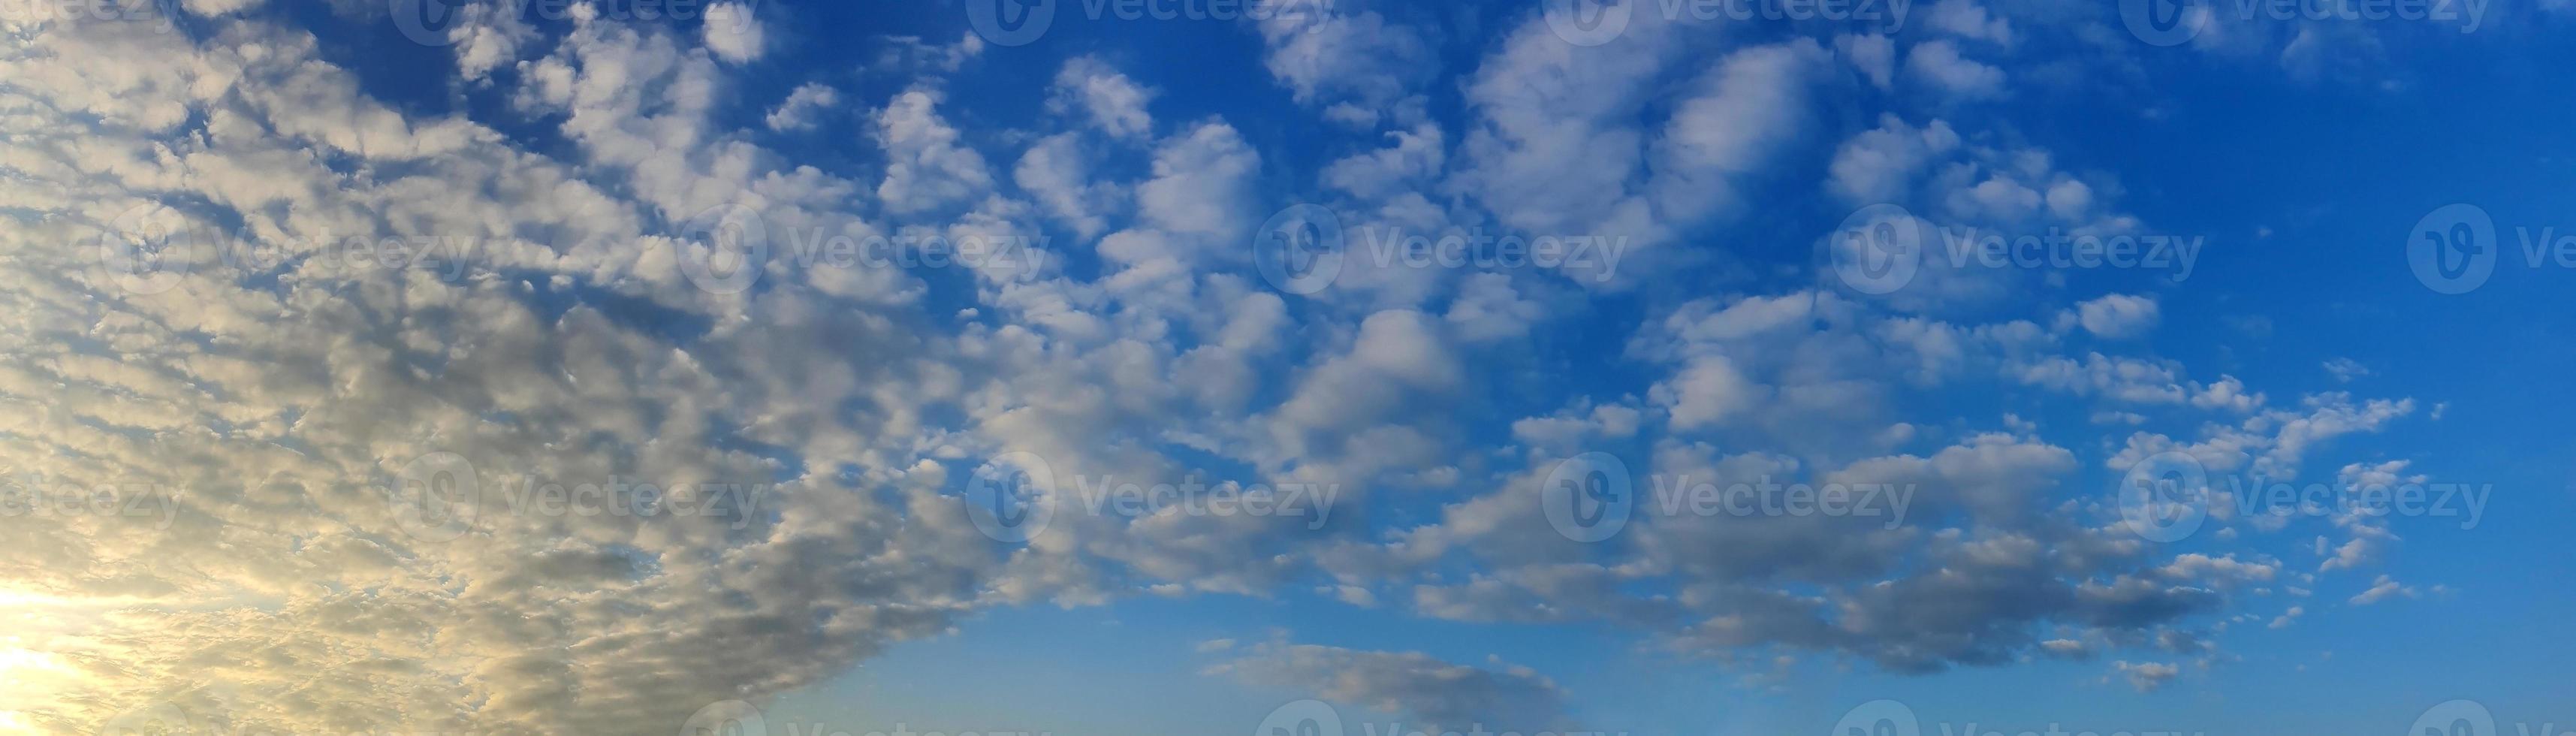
[[2348, 575, 2417, 605], [765, 83, 840, 131], [1829, 115, 1961, 204], [701, 2, 766, 63], [0, 6, 2465, 730], [873, 88, 995, 214], [1905, 40, 2006, 99], [1253, 7, 1435, 123], [1014, 133, 1123, 238], [2074, 294, 2159, 339], [1923, 0, 2015, 46], [2113, 660, 2181, 692], [1051, 56, 1157, 139], [1211, 642, 1573, 732], [1836, 34, 1896, 90], [1655, 356, 1759, 430], [1648, 40, 1829, 228], [2324, 357, 2372, 382]]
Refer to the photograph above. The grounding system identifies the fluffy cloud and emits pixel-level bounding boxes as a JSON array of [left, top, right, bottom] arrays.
[[701, 2, 765, 63], [1906, 40, 2006, 99], [1050, 56, 1157, 139], [764, 83, 839, 131], [1211, 642, 1573, 732], [0, 2, 2462, 731]]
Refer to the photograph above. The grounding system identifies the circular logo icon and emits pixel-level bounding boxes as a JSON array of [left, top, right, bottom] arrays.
[[100, 202, 195, 295], [677, 203, 768, 294], [1542, 451, 1633, 543], [969, 0, 1056, 47], [389, 0, 471, 47], [965, 451, 1056, 544], [1253, 204, 1345, 296], [2409, 204, 2497, 295], [2118, 451, 2208, 543], [98, 702, 196, 736], [1543, 0, 1633, 47], [2410, 700, 2496, 736], [2120, 0, 2209, 47], [1254, 699, 1344, 736], [1828, 204, 1921, 296], [679, 700, 768, 736], [392, 451, 479, 542], [1832, 700, 1921, 736]]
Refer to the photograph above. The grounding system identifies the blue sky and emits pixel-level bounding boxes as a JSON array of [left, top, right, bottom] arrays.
[[0, 0, 2571, 734]]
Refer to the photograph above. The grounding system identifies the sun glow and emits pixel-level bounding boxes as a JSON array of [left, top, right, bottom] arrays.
[[0, 588, 106, 733], [0, 647, 75, 734]]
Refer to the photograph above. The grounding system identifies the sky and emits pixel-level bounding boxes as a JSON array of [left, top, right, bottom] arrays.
[[1, 0, 2572, 734]]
